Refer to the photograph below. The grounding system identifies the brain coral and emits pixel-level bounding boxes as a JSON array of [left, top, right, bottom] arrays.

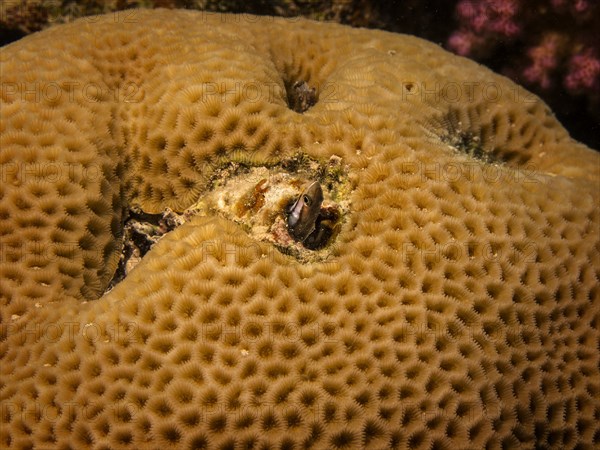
[[1, 9, 599, 449]]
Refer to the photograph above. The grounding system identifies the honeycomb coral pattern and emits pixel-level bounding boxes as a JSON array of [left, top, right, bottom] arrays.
[[1, 9, 599, 449]]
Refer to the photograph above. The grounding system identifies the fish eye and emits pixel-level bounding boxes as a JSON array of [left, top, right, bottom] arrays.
[[303, 195, 311, 205]]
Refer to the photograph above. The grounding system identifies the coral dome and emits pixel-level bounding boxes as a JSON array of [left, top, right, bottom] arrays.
[[1, 9, 599, 449]]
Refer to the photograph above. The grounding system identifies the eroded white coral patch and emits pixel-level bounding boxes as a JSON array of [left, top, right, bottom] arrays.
[[188, 155, 352, 262]]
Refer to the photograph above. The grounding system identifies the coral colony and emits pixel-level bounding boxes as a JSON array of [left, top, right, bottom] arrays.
[[1, 9, 599, 449]]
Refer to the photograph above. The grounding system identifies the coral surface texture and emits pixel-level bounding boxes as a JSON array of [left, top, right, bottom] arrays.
[[1, 9, 599, 449]]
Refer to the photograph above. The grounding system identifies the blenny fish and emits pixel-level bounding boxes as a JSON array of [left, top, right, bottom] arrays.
[[287, 181, 324, 242]]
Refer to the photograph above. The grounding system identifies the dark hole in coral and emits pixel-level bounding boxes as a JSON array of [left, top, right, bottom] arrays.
[[286, 80, 317, 113], [302, 205, 341, 250], [284, 191, 341, 251], [106, 207, 183, 291]]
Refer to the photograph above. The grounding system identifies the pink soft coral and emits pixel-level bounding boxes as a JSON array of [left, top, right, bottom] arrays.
[[565, 48, 600, 93], [522, 33, 563, 90], [456, 0, 520, 36], [448, 0, 599, 113], [449, 0, 520, 57]]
